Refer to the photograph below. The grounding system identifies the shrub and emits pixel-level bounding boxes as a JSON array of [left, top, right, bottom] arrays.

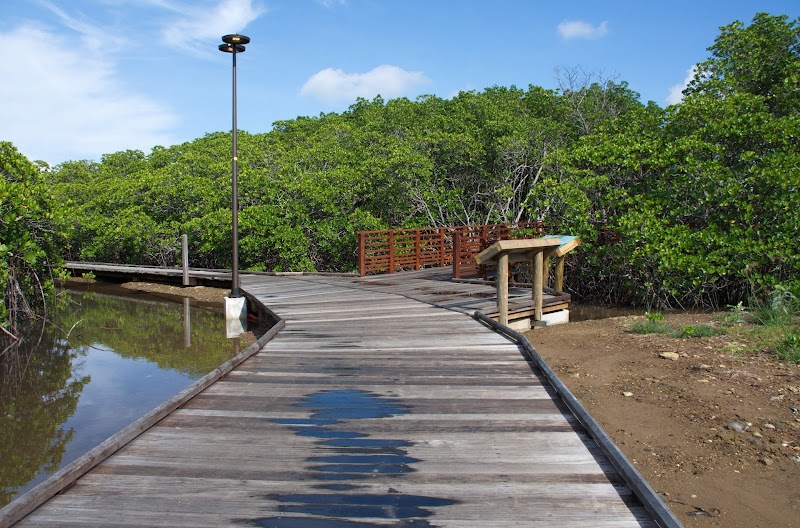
[[748, 287, 798, 327], [629, 319, 671, 335], [672, 325, 721, 338], [774, 332, 800, 363]]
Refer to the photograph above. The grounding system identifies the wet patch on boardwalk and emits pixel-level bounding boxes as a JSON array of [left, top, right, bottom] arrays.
[[240, 389, 458, 527]]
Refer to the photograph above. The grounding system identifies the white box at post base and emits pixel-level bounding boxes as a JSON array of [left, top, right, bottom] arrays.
[[225, 296, 247, 338]]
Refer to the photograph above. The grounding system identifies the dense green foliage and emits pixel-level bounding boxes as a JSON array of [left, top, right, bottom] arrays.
[[1, 143, 68, 330], [31, 13, 800, 308]]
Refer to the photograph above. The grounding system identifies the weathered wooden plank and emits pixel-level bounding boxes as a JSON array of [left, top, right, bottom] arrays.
[[181, 395, 565, 413], [13, 272, 660, 528]]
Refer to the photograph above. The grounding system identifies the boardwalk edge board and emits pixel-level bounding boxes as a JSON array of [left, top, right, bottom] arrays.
[[472, 311, 684, 528], [64, 262, 358, 285], [0, 296, 284, 528]]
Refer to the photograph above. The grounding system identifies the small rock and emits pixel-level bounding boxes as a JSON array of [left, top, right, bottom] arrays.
[[622, 391, 634, 397], [753, 432, 763, 438], [759, 457, 774, 467], [788, 386, 800, 394], [727, 421, 749, 432], [770, 395, 785, 401], [659, 352, 680, 361], [692, 364, 713, 371], [764, 423, 776, 430]]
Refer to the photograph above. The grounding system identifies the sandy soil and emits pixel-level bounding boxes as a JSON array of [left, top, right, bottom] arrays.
[[119, 281, 230, 306], [525, 313, 800, 528]]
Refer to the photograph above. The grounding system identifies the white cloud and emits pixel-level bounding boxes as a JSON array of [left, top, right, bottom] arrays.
[[666, 65, 697, 106], [162, 0, 266, 57], [38, 0, 128, 52], [315, 0, 347, 8], [300, 65, 430, 104], [0, 24, 178, 164], [557, 20, 609, 40]]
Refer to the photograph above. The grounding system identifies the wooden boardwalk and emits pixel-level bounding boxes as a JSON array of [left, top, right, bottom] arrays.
[[13, 273, 662, 527]]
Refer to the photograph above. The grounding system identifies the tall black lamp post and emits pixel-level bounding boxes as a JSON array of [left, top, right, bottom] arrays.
[[219, 33, 249, 298]]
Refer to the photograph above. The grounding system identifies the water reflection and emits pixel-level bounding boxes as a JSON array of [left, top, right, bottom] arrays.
[[0, 321, 87, 508], [0, 286, 241, 507], [243, 390, 458, 527]]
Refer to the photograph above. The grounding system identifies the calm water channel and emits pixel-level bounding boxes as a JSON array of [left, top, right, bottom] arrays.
[[0, 284, 247, 508]]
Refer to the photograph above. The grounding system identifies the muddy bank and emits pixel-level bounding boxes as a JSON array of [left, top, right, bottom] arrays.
[[526, 313, 800, 528]]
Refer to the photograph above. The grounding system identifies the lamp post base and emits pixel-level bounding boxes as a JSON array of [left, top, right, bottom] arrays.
[[224, 295, 247, 338]]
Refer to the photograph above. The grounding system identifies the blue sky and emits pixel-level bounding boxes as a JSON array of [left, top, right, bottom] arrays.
[[2, 1, 798, 165]]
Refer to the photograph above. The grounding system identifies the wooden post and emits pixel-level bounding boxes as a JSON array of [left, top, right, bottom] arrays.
[[453, 231, 461, 278], [554, 256, 565, 293], [497, 252, 509, 326], [532, 250, 544, 321], [439, 229, 446, 267], [181, 234, 190, 286], [414, 229, 421, 270], [542, 254, 550, 291], [358, 232, 366, 276], [388, 230, 395, 274]]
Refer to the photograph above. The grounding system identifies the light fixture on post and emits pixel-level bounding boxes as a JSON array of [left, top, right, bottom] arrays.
[[219, 33, 249, 332]]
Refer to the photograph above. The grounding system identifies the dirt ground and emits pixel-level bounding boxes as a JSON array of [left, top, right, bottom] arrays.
[[118, 281, 230, 306], [525, 313, 800, 528]]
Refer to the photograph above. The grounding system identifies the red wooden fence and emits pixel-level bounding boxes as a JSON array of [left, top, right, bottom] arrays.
[[357, 222, 544, 277], [451, 222, 544, 278]]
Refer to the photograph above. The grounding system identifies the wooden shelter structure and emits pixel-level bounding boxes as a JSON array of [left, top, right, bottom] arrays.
[[476, 235, 581, 327]]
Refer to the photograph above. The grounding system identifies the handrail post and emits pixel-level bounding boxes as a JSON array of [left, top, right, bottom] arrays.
[[439, 228, 446, 267], [414, 229, 421, 270], [388, 230, 395, 274], [181, 234, 189, 286], [453, 230, 461, 278], [358, 232, 366, 276]]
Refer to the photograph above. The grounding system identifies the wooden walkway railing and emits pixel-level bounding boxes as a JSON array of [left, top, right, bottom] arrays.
[[357, 222, 544, 277]]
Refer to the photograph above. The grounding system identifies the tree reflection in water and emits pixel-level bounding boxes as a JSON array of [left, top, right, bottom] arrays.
[[0, 318, 88, 507], [0, 286, 241, 508]]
